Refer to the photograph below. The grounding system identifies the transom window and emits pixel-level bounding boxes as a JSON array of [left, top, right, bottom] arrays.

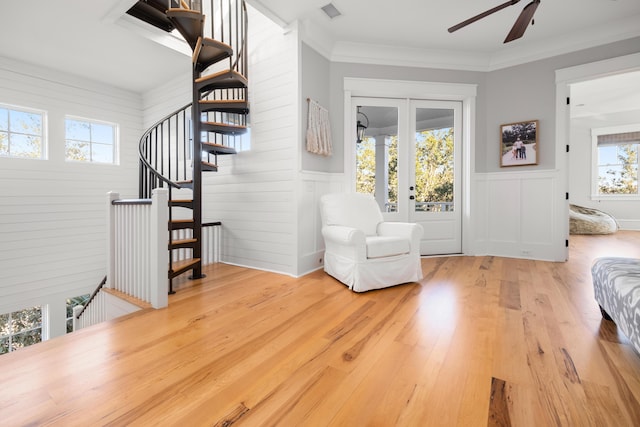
[[592, 125, 639, 198], [65, 117, 118, 163], [0, 104, 46, 159], [1, 306, 43, 355]]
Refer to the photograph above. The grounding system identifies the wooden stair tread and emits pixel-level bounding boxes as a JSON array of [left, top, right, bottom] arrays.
[[125, 1, 175, 32], [201, 121, 247, 136], [202, 161, 218, 172], [166, 8, 204, 49], [202, 142, 236, 155], [172, 238, 197, 244], [169, 258, 201, 278], [195, 70, 247, 92], [195, 69, 246, 84], [102, 288, 152, 310], [193, 37, 233, 71], [170, 219, 195, 230], [202, 121, 246, 128], [199, 99, 249, 114]]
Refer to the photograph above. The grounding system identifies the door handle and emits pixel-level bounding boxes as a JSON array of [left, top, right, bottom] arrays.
[[409, 186, 414, 191], [409, 195, 415, 200]]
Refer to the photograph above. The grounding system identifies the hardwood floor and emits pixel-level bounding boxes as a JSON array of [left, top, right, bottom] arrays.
[[2, 231, 640, 426]]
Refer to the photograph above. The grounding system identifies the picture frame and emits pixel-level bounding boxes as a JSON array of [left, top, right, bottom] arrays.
[[500, 119, 538, 167]]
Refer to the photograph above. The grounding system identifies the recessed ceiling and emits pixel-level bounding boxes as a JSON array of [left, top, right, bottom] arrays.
[[0, 0, 638, 93], [248, 0, 640, 69]]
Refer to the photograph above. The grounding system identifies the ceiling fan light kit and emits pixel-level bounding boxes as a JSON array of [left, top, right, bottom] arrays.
[[448, 0, 541, 43]]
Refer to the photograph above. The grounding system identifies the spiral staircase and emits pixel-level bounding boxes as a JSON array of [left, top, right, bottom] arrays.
[[130, 0, 248, 292]]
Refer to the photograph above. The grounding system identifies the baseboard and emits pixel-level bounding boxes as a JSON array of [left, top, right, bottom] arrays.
[[617, 220, 640, 231]]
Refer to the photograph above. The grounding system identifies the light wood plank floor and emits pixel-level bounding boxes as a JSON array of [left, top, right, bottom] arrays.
[[2, 232, 640, 426]]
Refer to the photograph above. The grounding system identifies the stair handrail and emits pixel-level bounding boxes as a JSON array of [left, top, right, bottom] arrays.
[[231, 0, 248, 75], [138, 102, 192, 198], [74, 275, 108, 320]]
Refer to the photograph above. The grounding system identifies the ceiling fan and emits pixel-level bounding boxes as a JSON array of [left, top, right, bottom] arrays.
[[448, 0, 541, 43]]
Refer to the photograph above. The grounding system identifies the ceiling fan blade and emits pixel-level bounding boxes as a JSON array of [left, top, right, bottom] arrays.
[[448, 0, 522, 33], [504, 0, 540, 43]]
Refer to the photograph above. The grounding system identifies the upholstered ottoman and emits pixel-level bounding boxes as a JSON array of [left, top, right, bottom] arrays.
[[592, 257, 640, 354]]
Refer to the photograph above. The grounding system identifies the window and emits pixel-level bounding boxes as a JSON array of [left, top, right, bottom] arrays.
[[0, 104, 46, 159], [66, 294, 90, 333], [592, 125, 640, 198], [65, 117, 118, 163], [0, 306, 43, 355]]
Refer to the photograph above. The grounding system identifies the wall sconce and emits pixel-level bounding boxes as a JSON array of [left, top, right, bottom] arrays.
[[356, 106, 369, 143]]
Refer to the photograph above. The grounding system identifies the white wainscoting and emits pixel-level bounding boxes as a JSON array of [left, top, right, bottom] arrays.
[[473, 169, 567, 262], [297, 172, 345, 276]]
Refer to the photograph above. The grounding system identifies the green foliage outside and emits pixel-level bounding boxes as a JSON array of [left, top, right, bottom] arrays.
[[356, 128, 454, 210], [414, 128, 454, 205], [599, 144, 638, 194], [0, 107, 43, 158], [0, 307, 42, 355], [356, 136, 377, 196], [65, 119, 91, 161]]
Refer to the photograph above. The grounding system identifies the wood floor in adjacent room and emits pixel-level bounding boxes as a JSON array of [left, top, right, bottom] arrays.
[[2, 232, 640, 426]]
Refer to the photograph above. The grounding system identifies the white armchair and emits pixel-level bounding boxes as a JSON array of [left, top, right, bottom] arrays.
[[319, 192, 423, 292]]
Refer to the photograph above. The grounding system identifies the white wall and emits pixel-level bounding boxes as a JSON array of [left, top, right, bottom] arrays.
[[201, 6, 300, 275], [0, 57, 142, 338]]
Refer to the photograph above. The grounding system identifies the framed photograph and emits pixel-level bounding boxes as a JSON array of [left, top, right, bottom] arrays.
[[500, 120, 538, 167]]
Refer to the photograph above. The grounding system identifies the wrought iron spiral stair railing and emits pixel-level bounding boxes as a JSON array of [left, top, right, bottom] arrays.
[[136, 0, 248, 292]]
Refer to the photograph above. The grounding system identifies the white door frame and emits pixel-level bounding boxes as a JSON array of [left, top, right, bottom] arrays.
[[555, 52, 640, 260], [344, 78, 477, 255]]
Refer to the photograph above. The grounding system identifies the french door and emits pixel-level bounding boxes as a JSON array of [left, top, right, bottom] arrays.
[[354, 97, 462, 255]]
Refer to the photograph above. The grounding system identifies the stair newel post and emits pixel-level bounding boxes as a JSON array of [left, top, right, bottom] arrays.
[[150, 188, 169, 307], [191, 65, 205, 279], [106, 191, 119, 289]]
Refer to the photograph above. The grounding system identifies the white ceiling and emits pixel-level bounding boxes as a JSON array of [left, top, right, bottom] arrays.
[[571, 70, 640, 118], [0, 0, 190, 94], [251, 0, 640, 69], [0, 0, 639, 94]]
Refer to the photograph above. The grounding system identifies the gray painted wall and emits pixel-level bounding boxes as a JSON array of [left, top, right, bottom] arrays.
[[301, 42, 333, 172], [485, 36, 640, 173], [303, 36, 640, 175]]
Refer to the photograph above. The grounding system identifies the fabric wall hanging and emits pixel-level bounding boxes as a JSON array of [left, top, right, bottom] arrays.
[[306, 98, 332, 156]]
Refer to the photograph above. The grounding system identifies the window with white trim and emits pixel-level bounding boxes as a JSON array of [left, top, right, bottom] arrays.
[[66, 294, 89, 333], [592, 125, 639, 198], [65, 117, 118, 163], [0, 306, 43, 355], [0, 104, 46, 159]]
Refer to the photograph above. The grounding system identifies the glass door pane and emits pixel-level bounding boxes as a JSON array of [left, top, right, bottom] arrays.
[[414, 108, 455, 213], [355, 105, 399, 213]]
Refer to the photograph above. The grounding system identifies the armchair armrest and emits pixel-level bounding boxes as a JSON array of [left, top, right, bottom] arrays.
[[377, 222, 423, 253], [322, 225, 367, 262]]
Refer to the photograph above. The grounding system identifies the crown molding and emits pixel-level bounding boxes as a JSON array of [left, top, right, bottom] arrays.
[[245, 1, 640, 72], [319, 15, 640, 72]]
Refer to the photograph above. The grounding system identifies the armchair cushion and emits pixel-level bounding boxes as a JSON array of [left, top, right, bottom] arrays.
[[366, 236, 410, 258]]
